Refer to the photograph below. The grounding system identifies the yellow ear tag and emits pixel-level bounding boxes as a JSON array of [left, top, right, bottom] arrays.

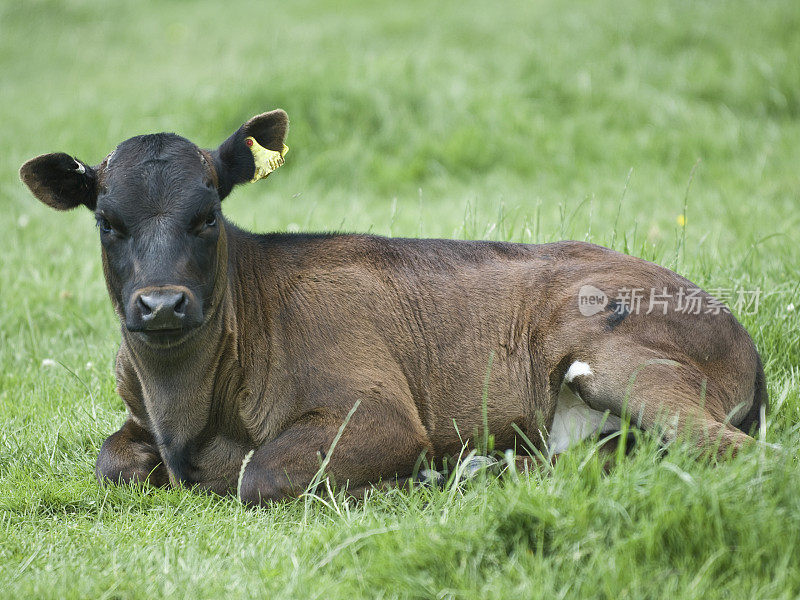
[[245, 136, 289, 183]]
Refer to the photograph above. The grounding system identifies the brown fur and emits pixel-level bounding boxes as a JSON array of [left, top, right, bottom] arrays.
[[111, 233, 765, 503]]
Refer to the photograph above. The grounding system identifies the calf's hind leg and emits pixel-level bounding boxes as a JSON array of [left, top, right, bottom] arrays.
[[564, 347, 757, 458]]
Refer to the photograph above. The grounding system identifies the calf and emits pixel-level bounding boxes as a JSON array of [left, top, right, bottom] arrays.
[[20, 110, 767, 505]]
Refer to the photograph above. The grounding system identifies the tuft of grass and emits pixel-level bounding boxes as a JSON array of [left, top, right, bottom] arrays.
[[1, 0, 799, 598]]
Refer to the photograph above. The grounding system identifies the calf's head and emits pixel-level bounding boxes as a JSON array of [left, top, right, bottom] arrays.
[[20, 110, 288, 347]]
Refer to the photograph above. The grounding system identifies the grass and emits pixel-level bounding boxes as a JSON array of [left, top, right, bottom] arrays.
[[1, 0, 799, 598]]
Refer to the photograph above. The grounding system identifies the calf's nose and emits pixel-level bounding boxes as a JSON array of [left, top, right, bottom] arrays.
[[136, 290, 187, 329]]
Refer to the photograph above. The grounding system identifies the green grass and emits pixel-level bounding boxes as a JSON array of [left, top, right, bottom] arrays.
[[1, 0, 799, 598]]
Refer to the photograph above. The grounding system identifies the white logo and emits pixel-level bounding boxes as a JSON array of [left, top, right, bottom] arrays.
[[578, 285, 607, 316]]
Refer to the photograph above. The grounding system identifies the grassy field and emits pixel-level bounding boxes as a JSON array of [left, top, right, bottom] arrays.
[[1, 0, 799, 597]]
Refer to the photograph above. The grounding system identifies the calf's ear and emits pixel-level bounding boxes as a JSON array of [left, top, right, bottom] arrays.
[[211, 109, 289, 200], [20, 153, 98, 211]]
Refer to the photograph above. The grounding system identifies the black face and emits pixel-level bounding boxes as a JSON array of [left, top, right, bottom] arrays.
[[20, 109, 289, 348], [96, 134, 221, 345]]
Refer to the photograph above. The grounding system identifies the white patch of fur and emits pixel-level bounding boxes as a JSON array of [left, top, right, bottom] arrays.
[[547, 385, 621, 455], [564, 360, 593, 383]]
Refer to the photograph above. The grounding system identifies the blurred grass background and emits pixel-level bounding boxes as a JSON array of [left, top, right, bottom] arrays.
[[1, 0, 799, 598]]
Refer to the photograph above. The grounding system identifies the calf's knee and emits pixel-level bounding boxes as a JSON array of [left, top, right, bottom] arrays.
[[95, 431, 167, 487], [237, 464, 297, 507]]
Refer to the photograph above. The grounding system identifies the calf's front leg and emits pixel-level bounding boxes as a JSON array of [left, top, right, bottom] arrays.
[[95, 419, 169, 487], [238, 405, 432, 506]]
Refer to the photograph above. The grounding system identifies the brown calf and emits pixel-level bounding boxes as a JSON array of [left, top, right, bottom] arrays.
[[20, 110, 767, 506]]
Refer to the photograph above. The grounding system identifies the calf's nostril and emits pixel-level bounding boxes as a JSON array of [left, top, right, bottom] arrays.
[[174, 293, 187, 316], [137, 295, 153, 316]]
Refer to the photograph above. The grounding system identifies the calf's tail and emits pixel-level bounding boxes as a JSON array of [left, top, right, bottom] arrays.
[[735, 354, 768, 437]]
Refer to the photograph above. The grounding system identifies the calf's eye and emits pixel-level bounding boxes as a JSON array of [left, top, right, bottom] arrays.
[[204, 213, 217, 228], [97, 217, 113, 234]]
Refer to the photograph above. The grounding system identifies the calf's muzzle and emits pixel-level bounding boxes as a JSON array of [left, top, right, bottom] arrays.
[[126, 286, 201, 334]]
